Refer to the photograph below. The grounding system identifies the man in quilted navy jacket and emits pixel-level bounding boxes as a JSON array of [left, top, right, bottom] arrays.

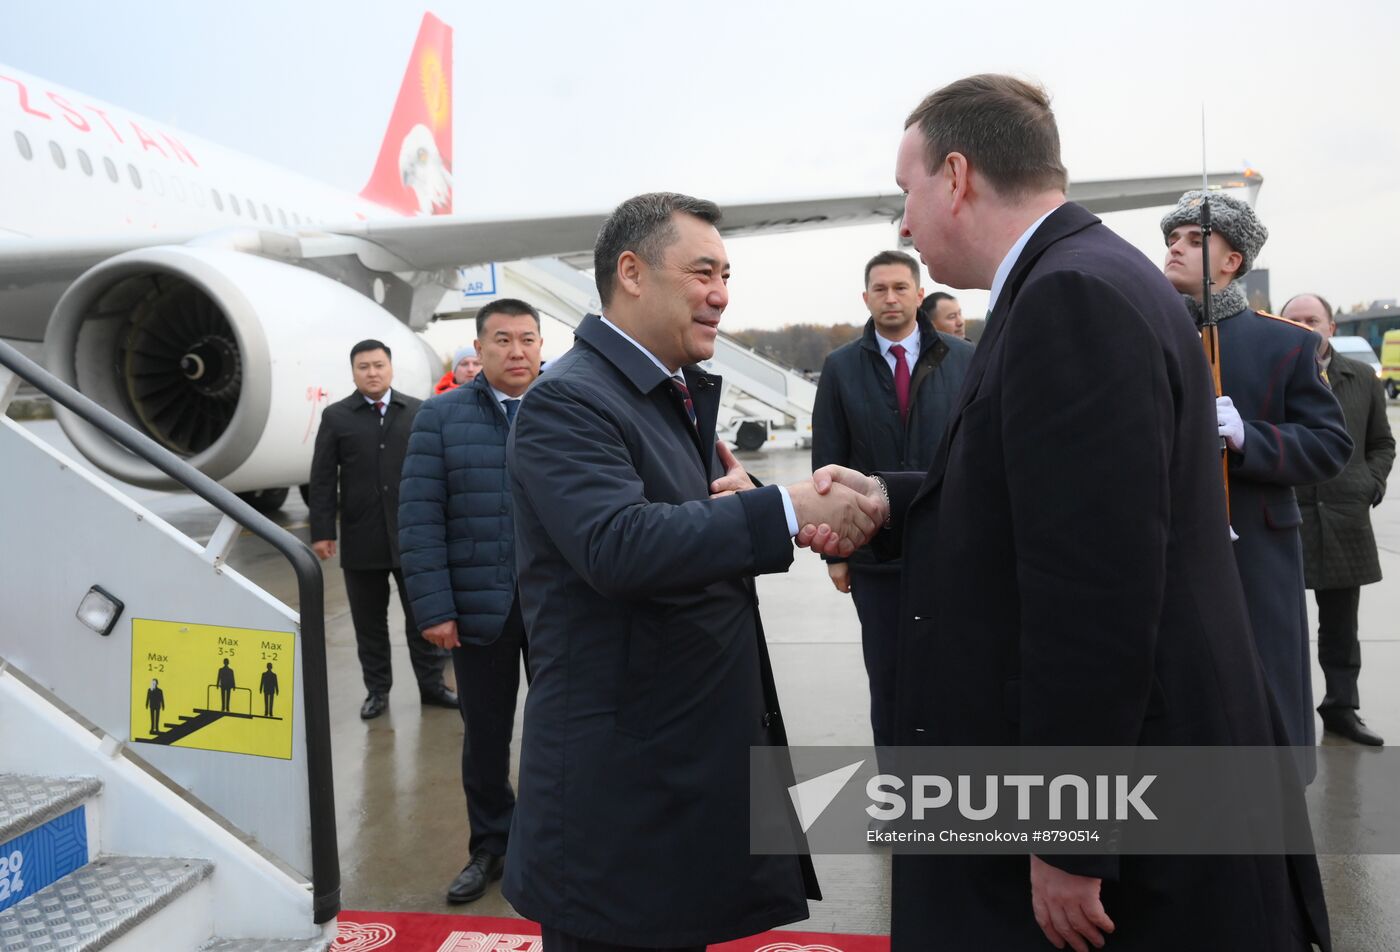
[[399, 297, 542, 905]]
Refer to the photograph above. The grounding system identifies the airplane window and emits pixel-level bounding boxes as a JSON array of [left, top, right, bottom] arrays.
[[247, 200, 258, 221], [14, 130, 32, 160], [211, 189, 223, 211], [148, 169, 165, 196], [191, 182, 205, 207], [171, 176, 186, 202], [262, 203, 272, 222], [49, 140, 66, 170], [292, 212, 301, 225], [103, 156, 118, 182], [77, 149, 93, 176], [128, 164, 142, 189], [229, 194, 241, 215], [278, 208, 288, 227]]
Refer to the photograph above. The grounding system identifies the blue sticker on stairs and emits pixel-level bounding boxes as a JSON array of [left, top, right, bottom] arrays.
[[0, 805, 88, 912]]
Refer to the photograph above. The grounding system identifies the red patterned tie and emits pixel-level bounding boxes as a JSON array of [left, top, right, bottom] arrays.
[[889, 344, 911, 423], [670, 377, 698, 431]]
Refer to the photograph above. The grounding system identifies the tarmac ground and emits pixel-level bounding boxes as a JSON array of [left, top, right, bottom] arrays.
[[18, 417, 1400, 949]]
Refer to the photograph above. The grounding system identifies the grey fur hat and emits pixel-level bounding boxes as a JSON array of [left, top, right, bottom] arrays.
[[1160, 190, 1268, 278]]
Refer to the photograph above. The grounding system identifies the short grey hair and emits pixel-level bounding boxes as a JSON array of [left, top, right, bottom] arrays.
[[594, 192, 722, 307]]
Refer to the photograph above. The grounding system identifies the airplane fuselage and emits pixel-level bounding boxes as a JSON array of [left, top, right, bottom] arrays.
[[0, 66, 396, 242]]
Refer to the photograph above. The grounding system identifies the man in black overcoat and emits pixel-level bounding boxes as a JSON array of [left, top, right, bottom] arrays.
[[1162, 192, 1351, 750], [1282, 292, 1394, 746], [504, 192, 880, 952], [804, 75, 1331, 951], [309, 339, 453, 720]]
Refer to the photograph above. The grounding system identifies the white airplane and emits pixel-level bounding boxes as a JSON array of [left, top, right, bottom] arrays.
[[0, 12, 1261, 507]]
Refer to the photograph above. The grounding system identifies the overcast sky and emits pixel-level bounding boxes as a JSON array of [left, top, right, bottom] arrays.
[[3, 0, 1397, 343]]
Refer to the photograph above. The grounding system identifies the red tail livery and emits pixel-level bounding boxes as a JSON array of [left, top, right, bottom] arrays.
[[359, 12, 453, 216]]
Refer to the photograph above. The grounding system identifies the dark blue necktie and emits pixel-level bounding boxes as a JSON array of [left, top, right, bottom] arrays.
[[503, 398, 520, 428]]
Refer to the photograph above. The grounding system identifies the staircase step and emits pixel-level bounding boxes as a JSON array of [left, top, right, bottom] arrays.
[[0, 775, 100, 844], [0, 855, 212, 951], [198, 939, 331, 952]]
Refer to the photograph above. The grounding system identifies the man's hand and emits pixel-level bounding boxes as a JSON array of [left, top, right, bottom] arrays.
[[421, 620, 460, 650], [1029, 855, 1115, 952], [827, 561, 851, 593], [795, 465, 889, 556], [311, 539, 336, 561], [710, 441, 757, 497], [787, 480, 879, 557], [1217, 395, 1245, 453]]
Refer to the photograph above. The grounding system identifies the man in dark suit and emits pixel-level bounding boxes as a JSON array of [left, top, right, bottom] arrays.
[[1282, 292, 1393, 746], [1161, 193, 1351, 751], [805, 75, 1330, 951], [399, 298, 542, 904], [309, 339, 454, 720], [503, 192, 879, 952], [813, 249, 973, 751]]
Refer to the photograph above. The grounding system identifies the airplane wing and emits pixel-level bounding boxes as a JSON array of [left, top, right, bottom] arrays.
[[337, 170, 1261, 271], [0, 170, 1261, 278], [0, 172, 1260, 342], [335, 194, 905, 271]]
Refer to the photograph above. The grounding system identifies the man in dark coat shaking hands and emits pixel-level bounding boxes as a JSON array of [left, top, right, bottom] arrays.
[[504, 192, 880, 952], [804, 76, 1330, 951]]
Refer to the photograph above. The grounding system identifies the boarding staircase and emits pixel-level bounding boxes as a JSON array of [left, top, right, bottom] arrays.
[[0, 342, 336, 950]]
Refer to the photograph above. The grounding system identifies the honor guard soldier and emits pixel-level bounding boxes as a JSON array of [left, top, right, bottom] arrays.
[[1161, 191, 1351, 751]]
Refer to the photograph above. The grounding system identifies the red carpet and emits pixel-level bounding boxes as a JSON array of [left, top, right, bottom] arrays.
[[336, 911, 889, 952]]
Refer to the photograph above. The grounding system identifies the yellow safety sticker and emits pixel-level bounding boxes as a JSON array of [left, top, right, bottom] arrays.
[[130, 618, 295, 760]]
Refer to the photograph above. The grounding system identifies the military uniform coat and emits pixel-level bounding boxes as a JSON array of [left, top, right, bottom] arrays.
[[1215, 308, 1351, 748], [308, 390, 422, 570], [875, 204, 1330, 951], [1297, 349, 1395, 589], [502, 315, 818, 947]]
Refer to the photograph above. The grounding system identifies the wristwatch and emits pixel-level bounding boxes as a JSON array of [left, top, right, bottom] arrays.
[[873, 475, 893, 529]]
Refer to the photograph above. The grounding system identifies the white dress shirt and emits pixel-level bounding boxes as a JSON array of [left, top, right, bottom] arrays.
[[876, 325, 921, 376], [987, 207, 1058, 315], [363, 388, 392, 415]]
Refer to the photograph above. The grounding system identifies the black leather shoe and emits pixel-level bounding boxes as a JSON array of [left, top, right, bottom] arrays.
[[359, 693, 389, 720], [420, 685, 459, 709], [446, 849, 504, 904], [1323, 710, 1384, 746]]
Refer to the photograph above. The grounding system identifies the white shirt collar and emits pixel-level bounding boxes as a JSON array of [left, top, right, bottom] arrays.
[[600, 314, 681, 377], [987, 208, 1057, 314], [364, 388, 392, 407], [490, 385, 521, 406], [876, 324, 920, 359]]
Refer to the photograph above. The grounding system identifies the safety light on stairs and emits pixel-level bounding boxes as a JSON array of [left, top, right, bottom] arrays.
[[76, 585, 124, 637]]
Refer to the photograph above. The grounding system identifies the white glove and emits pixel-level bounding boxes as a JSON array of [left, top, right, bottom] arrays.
[[1216, 396, 1245, 453]]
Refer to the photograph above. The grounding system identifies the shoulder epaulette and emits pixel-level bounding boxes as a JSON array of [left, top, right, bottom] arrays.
[[1257, 310, 1308, 329]]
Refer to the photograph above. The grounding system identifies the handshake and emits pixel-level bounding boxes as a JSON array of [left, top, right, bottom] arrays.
[[710, 444, 890, 556], [787, 466, 890, 557]]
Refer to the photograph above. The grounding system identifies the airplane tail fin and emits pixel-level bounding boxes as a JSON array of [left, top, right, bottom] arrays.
[[359, 12, 453, 216]]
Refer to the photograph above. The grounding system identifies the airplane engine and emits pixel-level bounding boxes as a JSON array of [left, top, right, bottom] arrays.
[[43, 246, 436, 492]]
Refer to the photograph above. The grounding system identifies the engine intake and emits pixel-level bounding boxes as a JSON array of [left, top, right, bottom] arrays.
[[44, 246, 432, 491]]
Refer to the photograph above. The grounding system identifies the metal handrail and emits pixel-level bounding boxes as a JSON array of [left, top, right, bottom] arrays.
[[0, 339, 340, 924]]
